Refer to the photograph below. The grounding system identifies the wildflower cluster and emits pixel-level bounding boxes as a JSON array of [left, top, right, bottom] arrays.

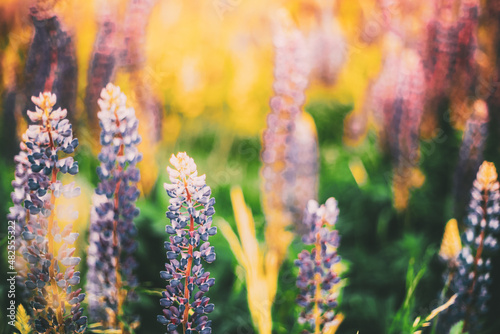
[[295, 198, 341, 333], [158, 153, 217, 334], [439, 161, 500, 333], [19, 92, 86, 333], [262, 10, 315, 232], [86, 83, 141, 327]]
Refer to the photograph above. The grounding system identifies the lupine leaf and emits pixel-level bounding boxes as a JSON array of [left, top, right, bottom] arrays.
[[449, 321, 465, 334]]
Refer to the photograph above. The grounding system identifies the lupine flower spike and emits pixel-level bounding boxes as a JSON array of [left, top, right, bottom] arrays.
[[121, 0, 163, 195], [84, 0, 161, 193], [289, 112, 319, 232], [85, 0, 119, 132], [307, 0, 346, 86], [262, 9, 310, 226], [8, 142, 32, 283], [437, 218, 462, 314], [424, 1, 459, 103], [390, 49, 426, 211], [19, 92, 86, 333], [122, 0, 162, 142], [296, 198, 342, 333], [86, 83, 141, 329], [158, 153, 217, 334], [453, 100, 489, 219], [439, 219, 462, 268], [25, 3, 77, 125], [449, 0, 480, 129], [262, 9, 317, 234], [438, 161, 500, 333], [370, 42, 426, 211], [424, 0, 479, 130]]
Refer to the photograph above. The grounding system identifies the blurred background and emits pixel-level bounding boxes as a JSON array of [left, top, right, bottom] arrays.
[[1, 0, 500, 333]]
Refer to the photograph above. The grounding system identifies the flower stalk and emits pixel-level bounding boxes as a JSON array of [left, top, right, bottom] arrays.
[[86, 83, 141, 331], [295, 198, 342, 333], [158, 152, 217, 334], [19, 92, 85, 333], [262, 9, 316, 233], [437, 161, 500, 333]]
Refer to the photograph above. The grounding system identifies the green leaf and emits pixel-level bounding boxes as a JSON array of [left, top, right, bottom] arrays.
[[449, 321, 465, 334]]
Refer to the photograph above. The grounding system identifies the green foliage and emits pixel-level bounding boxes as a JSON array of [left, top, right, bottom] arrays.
[[389, 249, 433, 334], [449, 321, 466, 334]]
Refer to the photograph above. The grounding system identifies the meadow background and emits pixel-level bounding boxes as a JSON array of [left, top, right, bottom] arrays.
[[1, 0, 500, 333]]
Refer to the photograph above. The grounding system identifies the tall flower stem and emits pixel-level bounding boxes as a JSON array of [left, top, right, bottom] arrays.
[[158, 152, 216, 334], [313, 231, 322, 334], [112, 103, 125, 328], [295, 198, 341, 333], [86, 83, 141, 330], [182, 183, 194, 333], [437, 161, 500, 333], [48, 169, 64, 326], [19, 92, 85, 333]]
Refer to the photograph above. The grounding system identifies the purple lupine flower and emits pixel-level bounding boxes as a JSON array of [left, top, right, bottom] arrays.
[[295, 198, 341, 332], [307, 2, 346, 86], [287, 112, 319, 233], [438, 162, 500, 333], [86, 0, 162, 143], [158, 152, 216, 334], [453, 100, 489, 219], [84, 1, 119, 131], [25, 8, 77, 126], [8, 143, 33, 294], [19, 92, 86, 333], [86, 83, 141, 327], [369, 44, 426, 210], [262, 10, 316, 233], [424, 10, 458, 103], [371, 47, 425, 168], [8, 145, 31, 250], [454, 0, 479, 94], [123, 0, 165, 151], [424, 0, 479, 107]]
